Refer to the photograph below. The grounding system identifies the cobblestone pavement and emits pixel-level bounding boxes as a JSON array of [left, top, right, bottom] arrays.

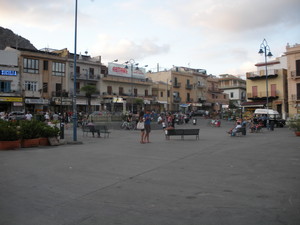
[[0, 118, 299, 225]]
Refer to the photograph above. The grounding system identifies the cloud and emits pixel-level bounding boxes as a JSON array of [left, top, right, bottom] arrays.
[[91, 35, 170, 62]]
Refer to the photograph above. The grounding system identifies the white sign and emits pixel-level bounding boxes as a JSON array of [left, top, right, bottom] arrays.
[[108, 62, 146, 79]]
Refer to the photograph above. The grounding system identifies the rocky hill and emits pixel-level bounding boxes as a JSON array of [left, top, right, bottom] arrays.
[[0, 26, 36, 50]]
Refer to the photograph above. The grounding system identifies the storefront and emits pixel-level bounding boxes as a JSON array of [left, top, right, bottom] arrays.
[[0, 97, 23, 112], [25, 98, 49, 113]]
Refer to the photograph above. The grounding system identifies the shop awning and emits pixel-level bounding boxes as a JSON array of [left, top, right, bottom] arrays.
[[241, 101, 266, 107]]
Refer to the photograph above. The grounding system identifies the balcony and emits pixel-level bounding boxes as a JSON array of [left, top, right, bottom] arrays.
[[196, 83, 205, 89], [173, 96, 181, 103], [102, 75, 152, 86], [246, 69, 279, 80], [247, 91, 279, 100], [291, 71, 300, 79], [208, 87, 222, 93], [52, 91, 69, 97], [0, 90, 22, 97], [291, 94, 300, 101], [70, 72, 100, 81], [185, 84, 193, 90], [173, 82, 181, 88]]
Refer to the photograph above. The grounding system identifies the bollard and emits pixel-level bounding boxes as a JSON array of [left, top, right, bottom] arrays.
[[60, 123, 65, 139], [193, 118, 197, 125]]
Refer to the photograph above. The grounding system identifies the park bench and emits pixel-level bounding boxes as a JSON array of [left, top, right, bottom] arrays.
[[82, 124, 110, 138], [165, 128, 199, 140]]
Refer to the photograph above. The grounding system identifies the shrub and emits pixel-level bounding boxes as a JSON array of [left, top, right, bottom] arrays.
[[19, 120, 43, 139], [0, 120, 20, 141]]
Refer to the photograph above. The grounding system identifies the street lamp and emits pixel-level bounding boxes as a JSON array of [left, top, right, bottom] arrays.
[[258, 38, 273, 129], [124, 59, 148, 113]]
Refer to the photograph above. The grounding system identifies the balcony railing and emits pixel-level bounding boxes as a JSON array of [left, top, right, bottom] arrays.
[[185, 84, 193, 90], [247, 91, 279, 99], [291, 94, 300, 101], [246, 69, 279, 79], [70, 72, 100, 81], [291, 71, 300, 79], [102, 75, 152, 85], [173, 82, 181, 88], [173, 96, 181, 103], [52, 91, 69, 97]]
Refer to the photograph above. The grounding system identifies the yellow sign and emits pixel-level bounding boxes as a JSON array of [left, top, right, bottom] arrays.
[[0, 97, 23, 102]]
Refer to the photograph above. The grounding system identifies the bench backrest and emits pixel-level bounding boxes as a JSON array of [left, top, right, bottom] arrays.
[[183, 129, 199, 135]]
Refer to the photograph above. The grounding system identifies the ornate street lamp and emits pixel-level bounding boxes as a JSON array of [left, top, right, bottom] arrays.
[[258, 38, 273, 129]]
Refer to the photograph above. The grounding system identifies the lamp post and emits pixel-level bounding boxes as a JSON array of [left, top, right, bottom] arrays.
[[258, 38, 273, 129], [72, 0, 78, 141], [124, 59, 148, 113]]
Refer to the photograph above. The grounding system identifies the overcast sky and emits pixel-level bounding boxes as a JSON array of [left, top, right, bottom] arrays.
[[1, 0, 299, 77]]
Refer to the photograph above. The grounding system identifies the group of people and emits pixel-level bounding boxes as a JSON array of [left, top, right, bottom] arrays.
[[137, 110, 152, 144]]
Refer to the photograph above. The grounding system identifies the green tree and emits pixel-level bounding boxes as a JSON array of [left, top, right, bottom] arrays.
[[81, 85, 98, 114]]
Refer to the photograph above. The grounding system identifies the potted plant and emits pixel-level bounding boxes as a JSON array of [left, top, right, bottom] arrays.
[[287, 118, 300, 136], [39, 124, 60, 145], [19, 120, 43, 148], [0, 120, 21, 150]]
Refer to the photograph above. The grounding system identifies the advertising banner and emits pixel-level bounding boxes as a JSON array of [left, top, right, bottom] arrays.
[[108, 62, 146, 79]]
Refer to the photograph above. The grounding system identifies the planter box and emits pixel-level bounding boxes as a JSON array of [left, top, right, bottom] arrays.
[[21, 138, 40, 148], [0, 140, 21, 150], [39, 137, 50, 146]]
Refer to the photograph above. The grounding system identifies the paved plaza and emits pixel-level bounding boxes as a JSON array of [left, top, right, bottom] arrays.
[[0, 118, 299, 225]]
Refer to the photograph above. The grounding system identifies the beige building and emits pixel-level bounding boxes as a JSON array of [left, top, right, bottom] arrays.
[[147, 66, 208, 112], [207, 75, 229, 112], [285, 43, 300, 117], [245, 57, 288, 118]]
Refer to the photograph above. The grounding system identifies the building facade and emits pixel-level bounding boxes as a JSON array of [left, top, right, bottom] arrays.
[[244, 56, 288, 118], [218, 74, 246, 107], [285, 43, 300, 117]]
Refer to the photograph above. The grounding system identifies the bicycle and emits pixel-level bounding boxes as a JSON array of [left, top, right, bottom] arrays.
[[120, 121, 135, 130]]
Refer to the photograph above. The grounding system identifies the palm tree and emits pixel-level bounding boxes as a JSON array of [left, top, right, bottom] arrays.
[[81, 85, 97, 114]]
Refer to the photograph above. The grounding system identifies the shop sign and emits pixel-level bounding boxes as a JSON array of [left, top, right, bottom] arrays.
[[13, 102, 23, 106], [113, 97, 124, 103], [0, 97, 23, 102], [25, 98, 49, 105], [0, 70, 17, 76], [52, 97, 72, 105]]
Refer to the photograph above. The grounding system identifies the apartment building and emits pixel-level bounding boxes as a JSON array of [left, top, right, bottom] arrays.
[[285, 43, 300, 117], [245, 56, 288, 118], [100, 62, 153, 114], [147, 66, 213, 112], [218, 74, 246, 107], [0, 50, 22, 112], [206, 75, 229, 112]]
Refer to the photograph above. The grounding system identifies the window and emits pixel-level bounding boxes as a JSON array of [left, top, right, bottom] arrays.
[[107, 86, 112, 95], [167, 90, 170, 98], [145, 90, 148, 96], [160, 91, 163, 97], [230, 92, 234, 98], [89, 68, 94, 76], [43, 83, 48, 93], [43, 60, 48, 71], [52, 62, 65, 76], [134, 88, 137, 97], [23, 58, 39, 74], [119, 87, 124, 95], [0, 81, 11, 92], [76, 66, 80, 75], [76, 82, 80, 93], [297, 83, 300, 100], [187, 93, 190, 101], [24, 81, 37, 91]]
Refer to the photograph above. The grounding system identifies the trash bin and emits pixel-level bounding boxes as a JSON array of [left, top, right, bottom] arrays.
[[193, 118, 197, 125]]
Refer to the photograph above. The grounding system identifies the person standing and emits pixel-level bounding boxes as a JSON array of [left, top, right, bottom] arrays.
[[25, 111, 33, 120], [138, 111, 145, 144], [143, 110, 151, 143]]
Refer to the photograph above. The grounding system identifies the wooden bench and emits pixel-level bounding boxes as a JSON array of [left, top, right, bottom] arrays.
[[165, 129, 199, 140], [82, 124, 110, 138]]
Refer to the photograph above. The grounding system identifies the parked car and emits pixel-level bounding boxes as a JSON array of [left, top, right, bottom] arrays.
[[193, 110, 206, 116], [8, 111, 26, 120]]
